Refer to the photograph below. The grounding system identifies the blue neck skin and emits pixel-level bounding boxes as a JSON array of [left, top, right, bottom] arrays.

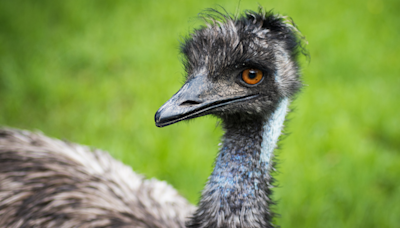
[[190, 98, 289, 227]]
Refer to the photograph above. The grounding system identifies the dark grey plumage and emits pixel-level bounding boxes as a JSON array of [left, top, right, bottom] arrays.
[[0, 8, 305, 228], [0, 129, 194, 227]]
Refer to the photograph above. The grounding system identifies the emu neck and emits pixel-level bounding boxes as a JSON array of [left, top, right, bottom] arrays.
[[187, 98, 289, 228]]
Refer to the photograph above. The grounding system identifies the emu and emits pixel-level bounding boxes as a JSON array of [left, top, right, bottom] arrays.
[[0, 8, 305, 228]]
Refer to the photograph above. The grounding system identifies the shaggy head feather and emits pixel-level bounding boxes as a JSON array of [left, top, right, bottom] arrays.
[[177, 8, 305, 124]]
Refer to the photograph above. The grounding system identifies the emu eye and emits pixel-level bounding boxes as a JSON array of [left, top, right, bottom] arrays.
[[241, 69, 263, 85]]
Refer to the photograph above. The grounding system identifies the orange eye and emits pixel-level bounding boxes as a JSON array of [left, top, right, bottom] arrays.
[[241, 69, 263, 85]]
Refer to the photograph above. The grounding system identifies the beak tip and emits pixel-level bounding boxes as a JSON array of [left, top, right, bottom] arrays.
[[154, 111, 162, 127]]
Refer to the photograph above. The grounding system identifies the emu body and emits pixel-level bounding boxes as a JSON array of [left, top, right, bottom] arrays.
[[0, 129, 194, 227], [0, 8, 304, 228]]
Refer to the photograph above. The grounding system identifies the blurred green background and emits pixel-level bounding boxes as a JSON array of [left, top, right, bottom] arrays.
[[0, 0, 399, 227]]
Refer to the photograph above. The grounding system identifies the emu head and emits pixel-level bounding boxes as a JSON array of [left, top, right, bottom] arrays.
[[155, 9, 303, 127]]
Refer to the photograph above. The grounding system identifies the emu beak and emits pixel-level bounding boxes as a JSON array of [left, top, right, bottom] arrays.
[[155, 74, 258, 127]]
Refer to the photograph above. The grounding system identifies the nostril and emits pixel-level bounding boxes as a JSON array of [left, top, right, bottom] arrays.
[[179, 100, 202, 106]]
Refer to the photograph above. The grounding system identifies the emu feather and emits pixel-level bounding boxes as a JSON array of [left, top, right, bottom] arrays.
[[0, 129, 194, 227]]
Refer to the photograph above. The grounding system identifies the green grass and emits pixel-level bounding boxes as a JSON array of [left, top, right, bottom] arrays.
[[0, 0, 399, 227]]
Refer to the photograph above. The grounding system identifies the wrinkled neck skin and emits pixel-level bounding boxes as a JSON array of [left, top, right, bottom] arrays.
[[187, 98, 289, 228]]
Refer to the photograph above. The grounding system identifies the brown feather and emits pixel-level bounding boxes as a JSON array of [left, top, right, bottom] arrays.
[[0, 128, 195, 228]]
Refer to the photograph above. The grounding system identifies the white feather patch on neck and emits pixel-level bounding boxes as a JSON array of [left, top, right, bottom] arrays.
[[260, 98, 289, 170]]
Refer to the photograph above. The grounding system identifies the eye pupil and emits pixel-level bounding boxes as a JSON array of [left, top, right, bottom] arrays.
[[248, 71, 257, 79]]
